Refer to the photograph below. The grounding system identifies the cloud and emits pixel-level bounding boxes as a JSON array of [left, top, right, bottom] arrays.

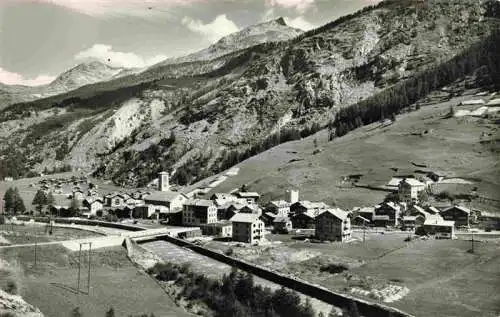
[[74, 44, 167, 68], [0, 67, 55, 86], [182, 14, 239, 43], [10, 0, 207, 17], [266, 0, 316, 13]]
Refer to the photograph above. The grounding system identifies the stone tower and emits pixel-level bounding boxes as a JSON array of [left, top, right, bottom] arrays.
[[158, 171, 170, 192], [286, 189, 299, 204]]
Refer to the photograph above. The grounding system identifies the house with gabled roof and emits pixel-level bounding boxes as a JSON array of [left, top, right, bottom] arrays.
[[374, 202, 401, 227], [291, 210, 317, 229], [408, 205, 431, 227], [230, 213, 264, 244], [350, 206, 375, 222], [266, 200, 291, 217], [82, 197, 104, 215], [182, 199, 217, 226], [199, 221, 233, 238], [401, 216, 417, 231], [290, 201, 329, 217], [105, 192, 125, 207], [441, 205, 471, 228], [426, 206, 441, 214], [224, 202, 247, 220], [210, 193, 240, 206], [234, 191, 260, 204], [352, 215, 370, 227], [272, 216, 292, 233], [239, 204, 262, 217], [315, 209, 352, 242], [423, 217, 455, 239], [143, 191, 188, 212], [261, 212, 278, 226]]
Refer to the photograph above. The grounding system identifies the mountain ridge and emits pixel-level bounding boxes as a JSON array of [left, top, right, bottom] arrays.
[[0, 60, 135, 110], [0, 0, 499, 188], [150, 17, 302, 67]]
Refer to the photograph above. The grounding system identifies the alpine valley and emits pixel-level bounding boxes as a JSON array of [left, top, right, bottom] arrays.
[[0, 0, 499, 199]]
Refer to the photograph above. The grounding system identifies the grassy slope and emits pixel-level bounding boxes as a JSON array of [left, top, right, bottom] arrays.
[[0, 224, 100, 244], [205, 232, 500, 317], [0, 245, 191, 317], [212, 93, 500, 209]]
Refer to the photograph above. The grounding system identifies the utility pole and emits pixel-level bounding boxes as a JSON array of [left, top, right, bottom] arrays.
[[34, 241, 37, 267], [471, 231, 474, 253], [77, 243, 82, 303], [87, 242, 92, 294], [363, 220, 366, 243]]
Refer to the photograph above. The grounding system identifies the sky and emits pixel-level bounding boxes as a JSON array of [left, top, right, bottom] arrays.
[[0, 0, 380, 86]]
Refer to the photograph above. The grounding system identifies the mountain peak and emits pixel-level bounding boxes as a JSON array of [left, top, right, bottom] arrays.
[[49, 60, 126, 91], [275, 17, 287, 26], [151, 16, 302, 67]]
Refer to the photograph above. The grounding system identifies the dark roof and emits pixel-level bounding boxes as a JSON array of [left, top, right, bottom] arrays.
[[353, 215, 370, 223], [443, 205, 471, 215], [235, 192, 260, 198], [200, 221, 232, 228]]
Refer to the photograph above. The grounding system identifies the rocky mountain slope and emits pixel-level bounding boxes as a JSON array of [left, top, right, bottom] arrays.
[[153, 17, 302, 66], [209, 85, 500, 210], [0, 0, 499, 187], [0, 61, 135, 110]]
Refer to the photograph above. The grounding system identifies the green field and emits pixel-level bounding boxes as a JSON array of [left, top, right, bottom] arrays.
[[204, 232, 500, 317], [0, 245, 191, 317], [0, 224, 101, 244]]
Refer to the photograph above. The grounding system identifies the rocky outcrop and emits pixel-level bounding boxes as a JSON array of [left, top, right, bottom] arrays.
[[0, 289, 45, 317]]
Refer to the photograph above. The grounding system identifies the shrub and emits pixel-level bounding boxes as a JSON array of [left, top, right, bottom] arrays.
[[224, 248, 234, 256], [320, 263, 349, 274]]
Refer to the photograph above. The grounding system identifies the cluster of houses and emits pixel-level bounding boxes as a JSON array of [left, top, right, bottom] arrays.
[[36, 171, 498, 244], [351, 176, 488, 239]]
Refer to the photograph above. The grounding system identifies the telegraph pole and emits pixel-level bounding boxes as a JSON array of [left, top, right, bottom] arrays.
[[34, 241, 37, 267], [77, 243, 82, 304], [363, 220, 366, 243], [87, 242, 92, 294], [471, 231, 474, 253]]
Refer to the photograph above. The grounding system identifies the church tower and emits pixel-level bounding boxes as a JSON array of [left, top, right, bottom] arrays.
[[158, 171, 170, 192]]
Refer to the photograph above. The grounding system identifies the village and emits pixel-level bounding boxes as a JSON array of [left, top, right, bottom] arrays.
[[2, 163, 498, 246]]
